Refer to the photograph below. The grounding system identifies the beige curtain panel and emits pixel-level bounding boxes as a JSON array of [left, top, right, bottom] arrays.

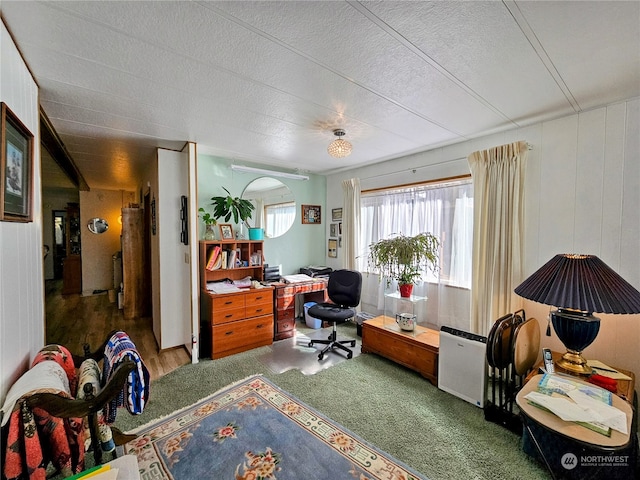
[[468, 141, 529, 335], [341, 178, 361, 270]]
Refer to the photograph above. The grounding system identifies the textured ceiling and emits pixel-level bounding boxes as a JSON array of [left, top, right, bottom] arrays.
[[3, 1, 639, 191]]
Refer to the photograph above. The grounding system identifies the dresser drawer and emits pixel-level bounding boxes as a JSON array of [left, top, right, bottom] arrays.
[[212, 306, 245, 325], [212, 316, 273, 357], [275, 318, 295, 336], [246, 302, 272, 318], [212, 295, 245, 311], [245, 290, 272, 306]]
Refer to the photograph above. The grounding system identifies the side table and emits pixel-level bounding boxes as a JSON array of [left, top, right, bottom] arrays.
[[517, 372, 637, 479]]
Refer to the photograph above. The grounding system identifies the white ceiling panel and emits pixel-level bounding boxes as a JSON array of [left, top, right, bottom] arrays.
[[2, 0, 638, 191]]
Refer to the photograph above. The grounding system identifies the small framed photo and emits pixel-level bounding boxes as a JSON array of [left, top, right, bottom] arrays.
[[328, 238, 337, 258], [219, 223, 234, 239], [330, 223, 337, 237], [331, 208, 342, 222], [302, 204, 321, 224], [1, 102, 34, 222]]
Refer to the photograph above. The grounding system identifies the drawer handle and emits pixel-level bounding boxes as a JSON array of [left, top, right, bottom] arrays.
[[257, 324, 264, 329], [225, 314, 233, 318], [256, 308, 263, 313], [225, 331, 234, 335], [224, 301, 233, 305]]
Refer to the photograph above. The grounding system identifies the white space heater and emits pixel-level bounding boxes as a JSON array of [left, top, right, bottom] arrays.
[[438, 326, 487, 408]]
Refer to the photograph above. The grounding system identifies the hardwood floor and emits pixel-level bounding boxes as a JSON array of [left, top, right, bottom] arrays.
[[45, 280, 190, 380]]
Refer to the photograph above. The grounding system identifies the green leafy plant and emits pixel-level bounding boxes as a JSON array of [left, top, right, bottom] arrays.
[[210, 187, 255, 225], [367, 232, 439, 286], [198, 208, 217, 226]]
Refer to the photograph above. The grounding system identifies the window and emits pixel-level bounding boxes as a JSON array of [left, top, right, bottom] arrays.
[[358, 178, 473, 289], [265, 202, 295, 238]]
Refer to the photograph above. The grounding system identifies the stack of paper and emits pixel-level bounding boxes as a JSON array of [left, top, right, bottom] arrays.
[[524, 374, 627, 436]]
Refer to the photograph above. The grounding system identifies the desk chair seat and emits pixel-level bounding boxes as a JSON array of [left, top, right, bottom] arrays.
[[308, 269, 362, 360]]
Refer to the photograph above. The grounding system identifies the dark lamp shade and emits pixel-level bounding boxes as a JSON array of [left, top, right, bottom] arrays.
[[514, 254, 640, 314]]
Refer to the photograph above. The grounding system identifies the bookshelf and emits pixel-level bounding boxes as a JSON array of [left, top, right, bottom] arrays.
[[199, 240, 264, 289]]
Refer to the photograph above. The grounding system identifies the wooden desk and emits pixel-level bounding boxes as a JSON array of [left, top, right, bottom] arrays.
[[272, 279, 328, 340], [526, 351, 635, 403], [361, 315, 439, 385]]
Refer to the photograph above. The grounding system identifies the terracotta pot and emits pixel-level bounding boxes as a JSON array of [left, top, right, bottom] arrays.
[[399, 283, 413, 298]]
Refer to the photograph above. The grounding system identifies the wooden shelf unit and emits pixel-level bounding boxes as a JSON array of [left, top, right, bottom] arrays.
[[199, 240, 273, 359], [199, 240, 265, 288]]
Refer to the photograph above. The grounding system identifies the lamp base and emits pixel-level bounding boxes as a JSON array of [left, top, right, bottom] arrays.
[[556, 350, 592, 375]]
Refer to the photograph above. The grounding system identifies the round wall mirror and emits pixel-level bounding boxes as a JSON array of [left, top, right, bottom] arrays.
[[242, 177, 295, 238], [88, 218, 109, 234]]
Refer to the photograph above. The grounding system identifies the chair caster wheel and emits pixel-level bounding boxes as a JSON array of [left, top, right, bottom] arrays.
[[347, 352, 353, 359], [318, 353, 324, 360], [308, 342, 314, 348], [350, 341, 356, 347]]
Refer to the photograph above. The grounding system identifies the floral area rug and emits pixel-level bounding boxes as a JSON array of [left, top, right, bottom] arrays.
[[119, 375, 427, 480]]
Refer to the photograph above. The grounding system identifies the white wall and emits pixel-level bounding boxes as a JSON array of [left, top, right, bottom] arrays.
[[327, 98, 640, 377], [197, 155, 327, 275], [0, 22, 44, 401], [79, 189, 134, 294]]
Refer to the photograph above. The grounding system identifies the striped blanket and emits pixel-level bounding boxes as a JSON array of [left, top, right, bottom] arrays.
[[102, 331, 150, 424]]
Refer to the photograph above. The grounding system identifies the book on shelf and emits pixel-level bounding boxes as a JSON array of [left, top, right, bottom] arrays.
[[221, 250, 228, 269], [205, 246, 221, 271], [227, 249, 237, 269]]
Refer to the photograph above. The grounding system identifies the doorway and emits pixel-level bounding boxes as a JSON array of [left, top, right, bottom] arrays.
[[52, 210, 66, 279]]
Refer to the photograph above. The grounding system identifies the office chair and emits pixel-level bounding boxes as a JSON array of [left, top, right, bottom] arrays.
[[307, 269, 362, 360]]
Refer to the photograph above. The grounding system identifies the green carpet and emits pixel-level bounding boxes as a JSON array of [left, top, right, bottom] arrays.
[[113, 322, 551, 480]]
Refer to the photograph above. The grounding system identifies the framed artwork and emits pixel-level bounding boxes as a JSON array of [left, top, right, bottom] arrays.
[[328, 239, 337, 258], [219, 223, 234, 239], [339, 222, 342, 234], [302, 204, 321, 224], [1, 102, 34, 222], [330, 223, 337, 237], [331, 208, 342, 222]]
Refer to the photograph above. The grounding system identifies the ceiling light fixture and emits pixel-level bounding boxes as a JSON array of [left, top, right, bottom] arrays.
[[327, 129, 352, 158], [230, 164, 309, 180]]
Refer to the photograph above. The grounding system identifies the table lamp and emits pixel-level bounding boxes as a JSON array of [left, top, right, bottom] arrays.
[[514, 254, 640, 374]]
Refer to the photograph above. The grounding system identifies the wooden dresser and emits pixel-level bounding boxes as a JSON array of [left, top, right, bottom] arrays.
[[200, 288, 273, 359], [199, 240, 274, 359]]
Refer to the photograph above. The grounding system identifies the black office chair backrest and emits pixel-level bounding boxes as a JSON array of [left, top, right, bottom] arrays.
[[327, 269, 362, 308]]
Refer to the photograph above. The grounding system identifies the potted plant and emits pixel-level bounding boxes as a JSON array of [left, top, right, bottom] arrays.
[[209, 187, 255, 238], [198, 208, 217, 240], [367, 232, 439, 297]]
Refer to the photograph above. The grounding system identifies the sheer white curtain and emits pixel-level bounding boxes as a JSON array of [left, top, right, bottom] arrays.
[[341, 178, 360, 270], [358, 180, 473, 331], [468, 141, 528, 335], [265, 202, 295, 238]]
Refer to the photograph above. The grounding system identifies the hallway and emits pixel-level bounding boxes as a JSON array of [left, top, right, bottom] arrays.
[[45, 280, 190, 380]]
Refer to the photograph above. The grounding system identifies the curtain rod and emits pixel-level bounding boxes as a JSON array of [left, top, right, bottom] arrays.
[[361, 142, 533, 182]]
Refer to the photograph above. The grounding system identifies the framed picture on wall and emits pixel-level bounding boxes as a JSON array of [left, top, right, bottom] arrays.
[[1, 102, 34, 222], [331, 208, 342, 222], [328, 239, 337, 258], [302, 205, 321, 224], [330, 223, 337, 237]]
